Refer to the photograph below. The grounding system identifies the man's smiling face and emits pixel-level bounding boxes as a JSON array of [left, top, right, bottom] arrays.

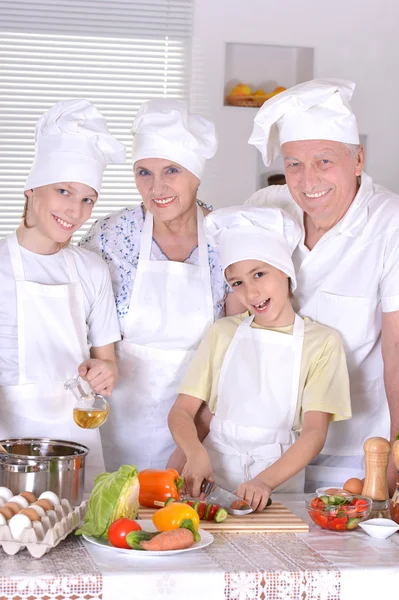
[[282, 140, 364, 227]]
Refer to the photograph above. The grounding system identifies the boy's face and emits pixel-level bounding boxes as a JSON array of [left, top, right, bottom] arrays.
[[25, 182, 97, 243], [225, 259, 293, 327]]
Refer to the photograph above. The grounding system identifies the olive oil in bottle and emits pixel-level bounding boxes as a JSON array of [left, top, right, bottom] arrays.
[[65, 376, 110, 430], [73, 406, 110, 429]]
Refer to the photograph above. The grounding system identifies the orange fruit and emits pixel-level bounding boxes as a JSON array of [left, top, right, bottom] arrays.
[[230, 83, 252, 96]]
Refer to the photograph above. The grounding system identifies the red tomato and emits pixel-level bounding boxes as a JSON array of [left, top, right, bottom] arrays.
[[197, 502, 207, 520], [353, 498, 369, 511], [311, 512, 329, 528], [107, 518, 142, 549]]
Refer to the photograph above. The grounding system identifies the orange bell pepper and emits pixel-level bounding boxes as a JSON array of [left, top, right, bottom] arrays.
[[152, 501, 200, 532], [138, 468, 184, 508]]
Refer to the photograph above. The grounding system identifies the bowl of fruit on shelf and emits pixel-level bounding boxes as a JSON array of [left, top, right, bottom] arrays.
[[225, 83, 286, 107], [306, 493, 372, 531]]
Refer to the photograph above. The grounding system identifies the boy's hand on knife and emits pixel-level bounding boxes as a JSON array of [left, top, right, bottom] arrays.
[[182, 446, 214, 498]]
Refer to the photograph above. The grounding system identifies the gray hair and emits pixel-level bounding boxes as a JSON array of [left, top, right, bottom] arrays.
[[345, 143, 361, 158]]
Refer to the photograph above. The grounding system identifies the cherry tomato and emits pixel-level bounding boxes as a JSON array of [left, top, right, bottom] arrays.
[[107, 518, 142, 549]]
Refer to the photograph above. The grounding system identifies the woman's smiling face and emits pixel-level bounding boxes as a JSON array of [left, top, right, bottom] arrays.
[[134, 158, 200, 222], [25, 182, 97, 243]]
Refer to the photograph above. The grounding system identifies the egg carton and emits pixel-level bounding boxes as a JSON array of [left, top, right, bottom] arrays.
[[0, 499, 87, 558]]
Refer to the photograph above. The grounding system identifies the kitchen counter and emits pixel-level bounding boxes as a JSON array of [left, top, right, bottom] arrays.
[[1, 494, 399, 600]]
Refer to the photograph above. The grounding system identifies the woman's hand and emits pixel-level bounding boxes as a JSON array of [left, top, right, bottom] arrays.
[[78, 358, 118, 396], [236, 477, 272, 512], [182, 446, 214, 498]]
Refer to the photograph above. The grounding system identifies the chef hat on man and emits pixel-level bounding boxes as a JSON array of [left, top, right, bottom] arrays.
[[131, 99, 218, 180], [248, 78, 359, 166], [24, 99, 126, 194], [204, 206, 302, 290]]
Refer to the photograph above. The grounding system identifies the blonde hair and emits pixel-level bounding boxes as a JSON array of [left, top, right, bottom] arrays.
[[22, 193, 71, 249]]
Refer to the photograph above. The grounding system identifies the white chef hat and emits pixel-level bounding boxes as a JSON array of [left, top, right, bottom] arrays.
[[131, 99, 218, 180], [24, 99, 126, 194], [248, 78, 359, 166], [204, 206, 301, 290]]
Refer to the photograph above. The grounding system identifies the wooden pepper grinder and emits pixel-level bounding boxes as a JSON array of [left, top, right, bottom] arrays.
[[362, 437, 391, 518]]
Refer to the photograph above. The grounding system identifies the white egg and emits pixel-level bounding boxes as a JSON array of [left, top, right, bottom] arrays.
[[29, 504, 45, 518], [38, 491, 60, 506], [0, 487, 13, 502], [0, 513, 6, 525], [9, 495, 29, 509], [0, 497, 5, 508], [8, 514, 32, 540]]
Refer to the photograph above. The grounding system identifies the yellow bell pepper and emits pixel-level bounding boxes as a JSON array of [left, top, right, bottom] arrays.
[[152, 501, 200, 532]]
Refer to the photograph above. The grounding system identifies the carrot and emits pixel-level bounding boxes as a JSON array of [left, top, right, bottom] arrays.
[[139, 528, 195, 551]]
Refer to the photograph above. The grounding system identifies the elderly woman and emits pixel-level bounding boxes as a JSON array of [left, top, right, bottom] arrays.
[[80, 99, 240, 472], [245, 78, 399, 492]]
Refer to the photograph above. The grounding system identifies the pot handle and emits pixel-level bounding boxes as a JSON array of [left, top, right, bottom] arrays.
[[0, 444, 8, 460]]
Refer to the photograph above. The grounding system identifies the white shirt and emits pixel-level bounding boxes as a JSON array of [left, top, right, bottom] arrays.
[[0, 240, 121, 386], [245, 172, 399, 452]]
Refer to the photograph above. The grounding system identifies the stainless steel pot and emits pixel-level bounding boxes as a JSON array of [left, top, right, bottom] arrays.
[[0, 439, 88, 506]]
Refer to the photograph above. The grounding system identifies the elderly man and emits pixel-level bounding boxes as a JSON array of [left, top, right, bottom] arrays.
[[245, 78, 399, 492]]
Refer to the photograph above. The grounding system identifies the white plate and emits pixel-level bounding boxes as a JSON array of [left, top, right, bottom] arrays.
[[82, 520, 214, 556], [358, 518, 399, 539]]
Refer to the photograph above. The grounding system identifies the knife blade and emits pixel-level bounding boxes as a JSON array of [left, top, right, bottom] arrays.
[[200, 480, 253, 515]]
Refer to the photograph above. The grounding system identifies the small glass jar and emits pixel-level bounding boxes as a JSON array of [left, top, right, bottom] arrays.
[[64, 376, 110, 429], [390, 488, 399, 523]]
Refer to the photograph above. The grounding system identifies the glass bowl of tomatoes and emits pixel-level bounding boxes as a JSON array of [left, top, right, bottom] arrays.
[[306, 493, 372, 531]]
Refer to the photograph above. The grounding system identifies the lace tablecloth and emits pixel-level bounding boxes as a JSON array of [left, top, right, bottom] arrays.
[[1, 494, 399, 600]]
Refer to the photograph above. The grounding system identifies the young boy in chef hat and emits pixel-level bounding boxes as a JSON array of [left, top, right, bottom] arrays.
[[0, 99, 125, 488], [168, 206, 352, 510]]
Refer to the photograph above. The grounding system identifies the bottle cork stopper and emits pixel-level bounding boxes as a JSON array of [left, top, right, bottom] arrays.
[[362, 436, 391, 501]]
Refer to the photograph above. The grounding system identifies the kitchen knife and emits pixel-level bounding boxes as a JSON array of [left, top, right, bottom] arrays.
[[200, 480, 253, 515]]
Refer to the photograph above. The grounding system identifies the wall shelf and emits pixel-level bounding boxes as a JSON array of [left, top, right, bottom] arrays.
[[224, 41, 314, 106]]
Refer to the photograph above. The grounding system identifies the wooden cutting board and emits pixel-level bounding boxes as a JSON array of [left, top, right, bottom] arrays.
[[137, 502, 309, 533]]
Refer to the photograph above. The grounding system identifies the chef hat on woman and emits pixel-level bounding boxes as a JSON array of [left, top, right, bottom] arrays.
[[248, 78, 359, 166], [24, 99, 126, 194], [204, 206, 302, 289], [131, 99, 218, 180]]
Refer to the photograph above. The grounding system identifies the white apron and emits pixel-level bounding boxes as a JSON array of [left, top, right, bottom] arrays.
[[203, 314, 305, 493], [0, 234, 105, 491], [102, 205, 214, 472], [293, 238, 381, 490]]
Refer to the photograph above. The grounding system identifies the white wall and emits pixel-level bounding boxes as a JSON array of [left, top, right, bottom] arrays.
[[190, 0, 399, 208]]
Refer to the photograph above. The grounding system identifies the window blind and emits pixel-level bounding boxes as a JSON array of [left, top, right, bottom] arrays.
[[0, 0, 193, 239]]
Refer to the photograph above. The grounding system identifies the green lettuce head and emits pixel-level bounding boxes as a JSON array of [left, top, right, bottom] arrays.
[[76, 465, 140, 538]]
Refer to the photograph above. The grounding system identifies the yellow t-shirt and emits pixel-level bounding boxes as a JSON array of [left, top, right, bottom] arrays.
[[179, 312, 352, 431]]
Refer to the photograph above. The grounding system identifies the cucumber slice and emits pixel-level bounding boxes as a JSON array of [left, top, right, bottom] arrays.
[[346, 518, 361, 530]]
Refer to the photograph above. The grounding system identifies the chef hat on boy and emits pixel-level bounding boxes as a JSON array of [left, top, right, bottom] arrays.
[[131, 99, 218, 180], [25, 99, 126, 194], [204, 206, 302, 290], [248, 78, 359, 166]]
